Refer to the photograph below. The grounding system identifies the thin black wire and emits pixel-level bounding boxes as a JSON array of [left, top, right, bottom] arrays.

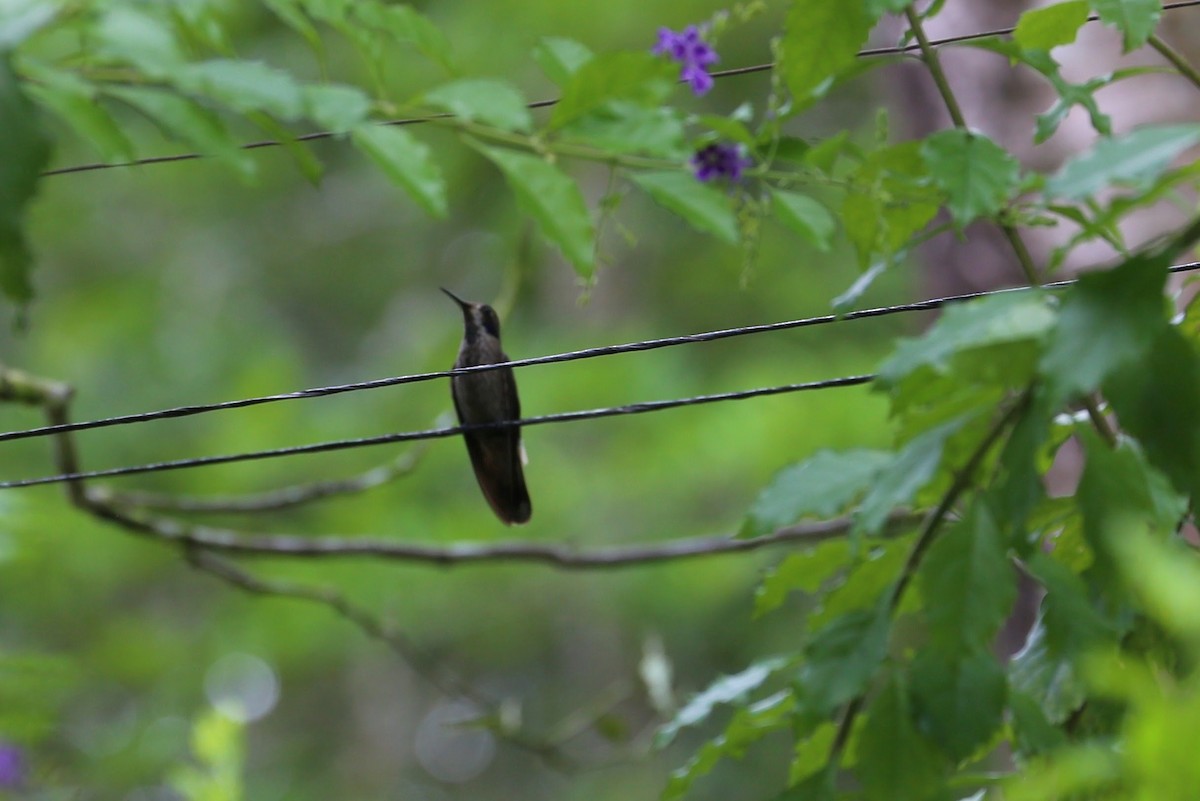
[[0, 375, 872, 488], [42, 0, 1200, 179], [8, 262, 1198, 447]]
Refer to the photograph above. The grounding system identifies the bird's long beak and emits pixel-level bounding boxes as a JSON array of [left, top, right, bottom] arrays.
[[440, 287, 470, 309]]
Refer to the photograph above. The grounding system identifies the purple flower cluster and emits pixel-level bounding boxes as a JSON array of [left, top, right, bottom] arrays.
[[653, 25, 718, 96], [0, 743, 24, 789], [691, 143, 752, 183]]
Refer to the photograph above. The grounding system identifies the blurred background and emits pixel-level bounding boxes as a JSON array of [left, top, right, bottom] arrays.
[[0, 1, 926, 798]]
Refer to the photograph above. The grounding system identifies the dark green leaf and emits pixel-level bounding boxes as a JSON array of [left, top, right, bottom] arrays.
[[1092, 0, 1162, 51], [105, 85, 256, 181], [920, 504, 1017, 653], [424, 78, 532, 133], [808, 538, 912, 630], [1009, 689, 1068, 757], [1025, 552, 1117, 658], [1039, 252, 1168, 402], [1105, 326, 1200, 501], [855, 673, 946, 800], [533, 37, 593, 85], [1014, 1, 1090, 51], [656, 657, 790, 747], [302, 84, 371, 131], [176, 59, 305, 120], [741, 449, 891, 538], [22, 67, 135, 163], [351, 125, 446, 217], [472, 142, 595, 277], [921, 130, 1020, 227], [768, 189, 836, 251], [550, 52, 674, 129], [754, 541, 849, 618], [1046, 124, 1200, 199], [779, 0, 874, 103], [910, 648, 1007, 762], [796, 602, 890, 720], [631, 172, 739, 245]]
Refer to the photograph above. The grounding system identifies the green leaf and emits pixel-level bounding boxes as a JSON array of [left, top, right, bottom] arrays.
[[1105, 327, 1200, 502], [1025, 552, 1117, 658], [95, 6, 185, 79], [351, 125, 447, 217], [1046, 124, 1200, 199], [560, 103, 686, 158], [105, 85, 256, 181], [631, 172, 738, 245], [533, 37, 593, 85], [23, 67, 135, 163], [1014, 1, 1090, 51], [471, 142, 595, 277], [248, 111, 322, 184], [780, 0, 874, 104], [879, 291, 1054, 386], [855, 417, 970, 536], [841, 141, 942, 267], [1008, 619, 1088, 724], [910, 648, 1007, 762], [551, 51, 675, 129], [795, 602, 890, 720], [768, 189, 836, 251], [855, 673, 946, 800], [741, 449, 891, 538], [0, 2, 55, 49], [424, 78, 532, 133], [920, 504, 1016, 652], [1009, 689, 1069, 757], [301, 84, 371, 131], [263, 0, 324, 57], [176, 59, 305, 120], [808, 538, 912, 630], [754, 541, 849, 617], [656, 657, 790, 747], [1039, 252, 1168, 402], [921, 130, 1020, 227], [1091, 0, 1162, 51], [351, 2, 457, 74]]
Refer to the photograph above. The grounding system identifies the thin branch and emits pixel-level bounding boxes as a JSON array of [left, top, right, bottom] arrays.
[[1149, 34, 1200, 93]]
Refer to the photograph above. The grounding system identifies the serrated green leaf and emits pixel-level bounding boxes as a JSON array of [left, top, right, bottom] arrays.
[[920, 504, 1016, 652], [23, 68, 135, 163], [910, 648, 1007, 762], [768, 189, 836, 251], [1014, 1, 1090, 51], [1105, 326, 1200, 502], [351, 124, 446, 217], [176, 59, 304, 120], [560, 103, 685, 157], [656, 657, 790, 747], [921, 130, 1020, 227], [471, 142, 595, 277], [1039, 252, 1168, 402], [855, 673, 946, 800], [780, 0, 874, 103], [95, 6, 184, 79], [533, 37, 593, 85], [302, 83, 370, 131], [855, 418, 969, 536], [1047, 124, 1200, 199], [631, 171, 738, 245], [1092, 0, 1162, 51], [106, 85, 256, 181], [796, 602, 890, 720], [742, 449, 891, 539], [424, 78, 532, 133], [551, 51, 674, 129], [754, 541, 849, 618]]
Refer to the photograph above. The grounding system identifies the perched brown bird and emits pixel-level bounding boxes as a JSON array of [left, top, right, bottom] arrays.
[[441, 288, 531, 525]]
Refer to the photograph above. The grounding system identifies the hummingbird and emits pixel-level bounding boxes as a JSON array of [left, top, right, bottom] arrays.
[[441, 288, 532, 525]]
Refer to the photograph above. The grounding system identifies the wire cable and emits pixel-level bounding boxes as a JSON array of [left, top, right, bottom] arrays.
[[2, 261, 1197, 447], [41, 0, 1200, 178], [0, 375, 872, 488]]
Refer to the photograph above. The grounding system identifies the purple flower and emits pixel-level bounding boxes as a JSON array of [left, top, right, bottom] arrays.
[[0, 743, 25, 789], [691, 143, 752, 182], [653, 25, 719, 96]]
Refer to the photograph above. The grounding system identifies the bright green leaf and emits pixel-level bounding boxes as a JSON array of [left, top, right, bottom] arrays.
[[424, 78, 532, 133], [921, 130, 1020, 227], [533, 37, 593, 85], [910, 648, 1007, 762], [656, 657, 790, 747], [551, 51, 675, 129], [780, 0, 874, 103], [631, 171, 739, 245], [302, 84, 371, 131], [1046, 124, 1200, 199], [471, 142, 595, 277], [1014, 1, 1090, 51], [1091, 0, 1162, 51], [176, 59, 305, 120], [1039, 252, 1168, 402], [769, 189, 837, 251], [855, 673, 946, 800], [352, 124, 447, 217], [741, 449, 891, 539]]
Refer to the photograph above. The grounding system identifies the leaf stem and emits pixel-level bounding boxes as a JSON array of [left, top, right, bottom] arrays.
[[1149, 34, 1200, 93]]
